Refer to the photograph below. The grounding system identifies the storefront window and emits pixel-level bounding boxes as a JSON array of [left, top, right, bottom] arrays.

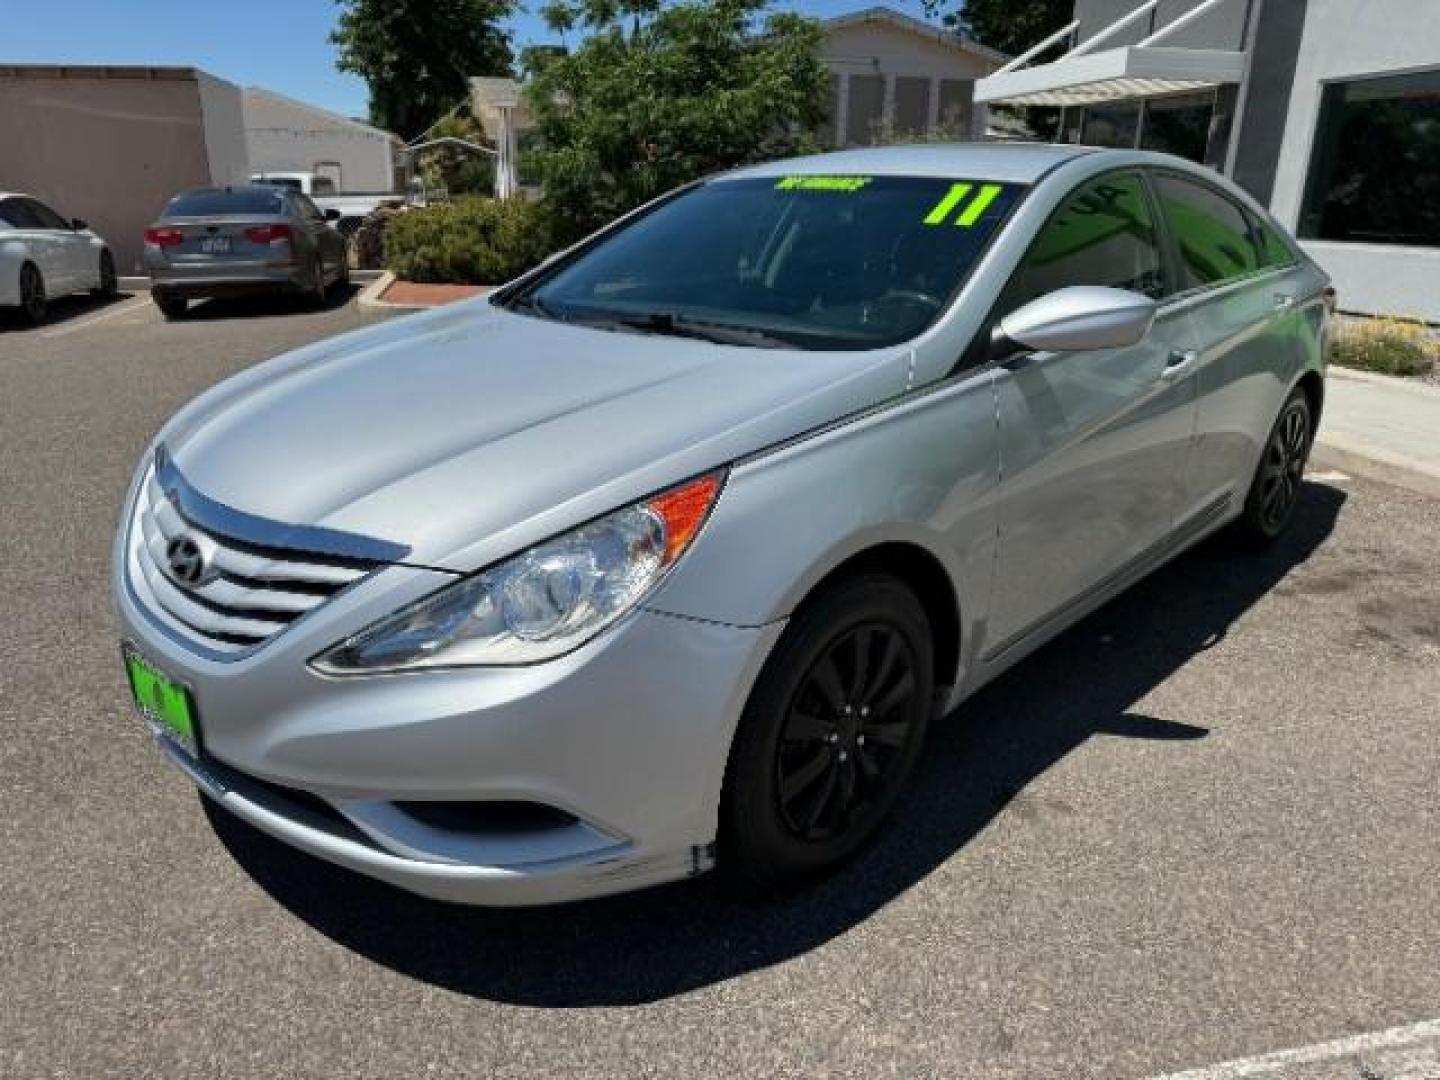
[[1299, 69, 1440, 247], [1140, 92, 1214, 163], [1081, 102, 1140, 148]]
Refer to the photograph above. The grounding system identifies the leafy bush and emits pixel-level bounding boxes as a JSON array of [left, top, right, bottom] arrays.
[[383, 197, 553, 284], [524, 0, 829, 242], [1329, 316, 1438, 377]]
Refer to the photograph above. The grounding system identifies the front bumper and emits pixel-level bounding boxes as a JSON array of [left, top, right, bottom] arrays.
[[116, 548, 782, 905]]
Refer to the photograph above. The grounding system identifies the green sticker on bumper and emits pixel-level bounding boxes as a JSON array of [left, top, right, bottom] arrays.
[[125, 652, 195, 745]]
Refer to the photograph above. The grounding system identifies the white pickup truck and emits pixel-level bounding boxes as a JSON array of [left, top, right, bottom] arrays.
[[249, 172, 432, 235]]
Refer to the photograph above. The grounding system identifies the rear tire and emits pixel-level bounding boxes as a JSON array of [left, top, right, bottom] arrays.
[[18, 262, 47, 325], [1233, 387, 1313, 547], [720, 574, 934, 889], [153, 292, 187, 320], [92, 250, 117, 298], [309, 256, 328, 308]]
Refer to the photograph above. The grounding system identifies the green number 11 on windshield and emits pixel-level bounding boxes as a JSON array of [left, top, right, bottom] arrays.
[[924, 183, 1003, 227]]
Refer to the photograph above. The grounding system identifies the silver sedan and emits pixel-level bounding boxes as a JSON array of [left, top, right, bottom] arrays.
[[114, 145, 1330, 905], [143, 184, 349, 319]]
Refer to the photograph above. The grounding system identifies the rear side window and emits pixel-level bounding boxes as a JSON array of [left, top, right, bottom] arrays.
[[253, 177, 303, 192], [165, 189, 285, 216], [1001, 172, 1166, 314], [0, 198, 34, 227], [1152, 174, 1262, 290]]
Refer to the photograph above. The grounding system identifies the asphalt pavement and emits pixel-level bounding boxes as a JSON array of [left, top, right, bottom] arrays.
[[2, 290, 1438, 1079]]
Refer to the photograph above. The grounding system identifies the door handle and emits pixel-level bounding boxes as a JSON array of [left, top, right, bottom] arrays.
[[1160, 349, 1197, 379]]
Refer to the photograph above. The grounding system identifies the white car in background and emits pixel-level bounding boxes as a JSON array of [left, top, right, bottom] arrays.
[[0, 193, 117, 325]]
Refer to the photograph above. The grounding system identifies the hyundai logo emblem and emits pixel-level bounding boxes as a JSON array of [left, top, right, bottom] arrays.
[[165, 534, 214, 587]]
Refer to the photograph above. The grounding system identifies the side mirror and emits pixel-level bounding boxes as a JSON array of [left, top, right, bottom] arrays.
[[71, 218, 88, 231], [324, 208, 342, 222], [993, 286, 1157, 363]]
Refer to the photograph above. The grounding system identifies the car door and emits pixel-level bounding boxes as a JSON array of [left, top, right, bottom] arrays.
[[985, 170, 1201, 660], [23, 197, 87, 292], [1148, 171, 1321, 520]]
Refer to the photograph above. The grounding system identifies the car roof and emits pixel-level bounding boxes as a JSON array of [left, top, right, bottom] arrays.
[[725, 143, 1097, 185], [170, 184, 292, 198]]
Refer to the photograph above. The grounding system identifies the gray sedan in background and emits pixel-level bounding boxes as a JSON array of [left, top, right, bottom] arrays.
[[143, 185, 349, 319], [115, 145, 1330, 906]]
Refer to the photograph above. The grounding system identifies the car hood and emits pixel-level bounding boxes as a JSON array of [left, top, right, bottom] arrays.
[[160, 299, 908, 571]]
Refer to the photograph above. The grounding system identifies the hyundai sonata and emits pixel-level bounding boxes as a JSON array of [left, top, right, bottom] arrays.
[[115, 145, 1330, 905]]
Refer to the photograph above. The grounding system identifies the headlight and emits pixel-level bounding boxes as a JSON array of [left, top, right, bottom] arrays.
[[311, 471, 724, 673]]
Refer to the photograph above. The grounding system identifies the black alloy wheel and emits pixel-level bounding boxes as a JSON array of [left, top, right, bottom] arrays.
[[1237, 389, 1313, 545], [777, 623, 920, 841]]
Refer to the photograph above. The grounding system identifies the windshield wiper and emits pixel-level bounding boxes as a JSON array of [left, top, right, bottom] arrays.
[[601, 311, 790, 349]]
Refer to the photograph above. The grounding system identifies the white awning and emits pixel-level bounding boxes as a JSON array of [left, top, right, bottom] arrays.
[[974, 46, 1244, 107]]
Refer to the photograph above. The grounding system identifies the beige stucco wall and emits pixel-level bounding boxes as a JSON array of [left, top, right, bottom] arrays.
[[0, 67, 249, 272], [821, 20, 1004, 145], [243, 88, 395, 193]]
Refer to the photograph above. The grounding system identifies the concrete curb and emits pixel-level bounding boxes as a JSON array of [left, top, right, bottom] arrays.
[[1329, 363, 1440, 398], [1312, 437, 1440, 500], [355, 271, 411, 311]]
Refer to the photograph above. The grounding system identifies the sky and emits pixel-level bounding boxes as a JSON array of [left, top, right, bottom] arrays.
[[1, 0, 940, 122]]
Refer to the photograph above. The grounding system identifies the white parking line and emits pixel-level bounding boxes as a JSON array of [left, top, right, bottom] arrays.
[[1148, 1018, 1440, 1079], [40, 295, 148, 338]]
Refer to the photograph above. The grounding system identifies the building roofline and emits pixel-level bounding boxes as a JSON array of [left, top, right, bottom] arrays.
[[0, 63, 207, 81], [821, 7, 1010, 66], [242, 85, 397, 141]]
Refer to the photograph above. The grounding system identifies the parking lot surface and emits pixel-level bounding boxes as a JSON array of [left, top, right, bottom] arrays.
[[2, 293, 1438, 1079]]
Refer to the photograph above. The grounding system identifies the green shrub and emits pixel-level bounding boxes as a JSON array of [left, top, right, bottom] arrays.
[[1329, 315, 1437, 377], [383, 197, 553, 284]]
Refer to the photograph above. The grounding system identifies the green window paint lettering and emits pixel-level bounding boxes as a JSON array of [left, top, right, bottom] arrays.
[[957, 184, 1003, 228], [775, 175, 872, 193], [923, 183, 973, 225]]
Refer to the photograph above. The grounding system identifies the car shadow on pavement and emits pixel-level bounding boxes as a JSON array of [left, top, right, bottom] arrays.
[[207, 480, 1347, 1006], [179, 285, 359, 321], [0, 290, 134, 331]]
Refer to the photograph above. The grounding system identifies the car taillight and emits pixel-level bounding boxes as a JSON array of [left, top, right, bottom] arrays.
[[144, 228, 182, 248], [245, 223, 292, 245]]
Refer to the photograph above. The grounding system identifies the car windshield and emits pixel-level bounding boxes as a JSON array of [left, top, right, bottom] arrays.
[[165, 189, 286, 216], [508, 175, 1022, 350]]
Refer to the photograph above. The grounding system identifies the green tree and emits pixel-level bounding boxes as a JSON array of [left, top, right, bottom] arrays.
[[923, 0, 1072, 58], [332, 0, 515, 140], [524, 0, 828, 240]]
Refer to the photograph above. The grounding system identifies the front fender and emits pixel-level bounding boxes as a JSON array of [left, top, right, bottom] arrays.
[[645, 368, 1002, 677]]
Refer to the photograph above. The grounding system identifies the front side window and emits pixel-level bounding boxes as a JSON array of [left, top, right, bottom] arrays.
[[510, 175, 1022, 351], [1299, 69, 1440, 247], [1001, 172, 1166, 315], [1151, 174, 1261, 290], [23, 198, 71, 231]]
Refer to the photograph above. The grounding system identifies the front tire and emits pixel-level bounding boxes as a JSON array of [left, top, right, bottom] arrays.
[[1234, 387, 1313, 547], [92, 250, 117, 297], [720, 574, 934, 889]]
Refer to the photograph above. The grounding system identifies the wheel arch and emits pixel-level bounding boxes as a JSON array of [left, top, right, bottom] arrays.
[[787, 540, 963, 695], [1295, 368, 1324, 432]]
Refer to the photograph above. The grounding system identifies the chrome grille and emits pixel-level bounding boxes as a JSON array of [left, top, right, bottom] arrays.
[[126, 463, 388, 655]]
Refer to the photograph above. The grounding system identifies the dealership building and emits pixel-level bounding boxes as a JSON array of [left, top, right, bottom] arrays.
[[976, 0, 1440, 322]]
